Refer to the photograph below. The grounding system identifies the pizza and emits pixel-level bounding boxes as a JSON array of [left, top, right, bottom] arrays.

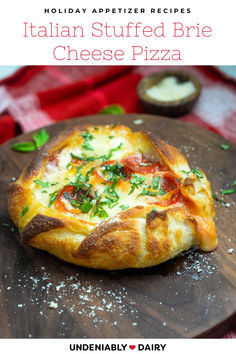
[[8, 124, 218, 270]]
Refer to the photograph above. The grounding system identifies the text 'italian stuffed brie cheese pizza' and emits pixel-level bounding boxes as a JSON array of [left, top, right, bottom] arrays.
[[8, 124, 218, 270]]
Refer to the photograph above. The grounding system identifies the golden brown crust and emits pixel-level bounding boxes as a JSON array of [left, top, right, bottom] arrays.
[[8, 183, 27, 226], [21, 126, 88, 182], [7, 124, 218, 270], [142, 131, 188, 169], [21, 214, 65, 244]]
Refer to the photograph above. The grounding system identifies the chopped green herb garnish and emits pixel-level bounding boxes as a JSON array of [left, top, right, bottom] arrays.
[[1, 223, 10, 227], [80, 200, 93, 213], [1, 223, 15, 232], [129, 175, 145, 195], [109, 136, 115, 139], [41, 190, 48, 194], [103, 178, 120, 205], [20, 205, 28, 217], [81, 130, 94, 151], [182, 169, 204, 179], [71, 153, 95, 162], [70, 200, 79, 208], [138, 188, 158, 197], [212, 194, 227, 205], [48, 191, 59, 207], [110, 202, 119, 209], [93, 126, 99, 131], [100, 143, 123, 161], [66, 163, 72, 170], [152, 176, 160, 190], [120, 205, 129, 210], [91, 204, 108, 218], [63, 192, 73, 201], [33, 180, 49, 188], [85, 167, 95, 181], [157, 188, 166, 196], [73, 171, 86, 186], [221, 189, 235, 195], [81, 131, 93, 140], [102, 163, 124, 178], [82, 140, 94, 151], [50, 182, 58, 186], [221, 144, 230, 150]]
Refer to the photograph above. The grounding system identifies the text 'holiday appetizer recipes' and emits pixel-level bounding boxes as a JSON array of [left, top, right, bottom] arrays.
[[8, 124, 218, 270]]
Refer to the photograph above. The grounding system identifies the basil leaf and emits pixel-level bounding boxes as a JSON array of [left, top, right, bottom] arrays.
[[12, 129, 49, 152], [33, 129, 49, 148], [33, 180, 49, 188], [20, 205, 28, 217], [221, 189, 235, 195], [98, 105, 125, 115], [12, 141, 36, 152], [221, 144, 230, 150]]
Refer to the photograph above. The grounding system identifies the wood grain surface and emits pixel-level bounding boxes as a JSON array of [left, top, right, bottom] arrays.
[[0, 114, 235, 338]]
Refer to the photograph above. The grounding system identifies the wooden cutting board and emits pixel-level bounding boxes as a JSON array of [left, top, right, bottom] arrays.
[[0, 114, 235, 338]]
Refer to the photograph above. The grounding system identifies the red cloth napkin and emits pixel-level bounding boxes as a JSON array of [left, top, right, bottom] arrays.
[[0, 66, 236, 145], [0, 66, 235, 338]]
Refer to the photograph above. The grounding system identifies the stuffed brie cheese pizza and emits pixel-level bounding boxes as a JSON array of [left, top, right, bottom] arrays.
[[8, 124, 218, 270]]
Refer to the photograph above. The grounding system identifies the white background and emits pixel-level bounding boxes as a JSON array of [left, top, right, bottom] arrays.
[[0, 339, 235, 354], [0, 0, 235, 65]]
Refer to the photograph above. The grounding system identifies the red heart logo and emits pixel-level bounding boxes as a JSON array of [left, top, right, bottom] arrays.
[[129, 345, 136, 350]]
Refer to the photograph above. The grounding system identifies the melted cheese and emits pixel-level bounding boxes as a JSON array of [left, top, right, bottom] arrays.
[[29, 124, 217, 252]]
